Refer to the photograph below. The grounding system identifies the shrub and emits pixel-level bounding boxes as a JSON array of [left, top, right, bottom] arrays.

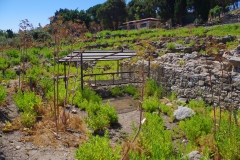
[[129, 113, 176, 159], [188, 99, 206, 109], [5, 49, 20, 58], [11, 58, 20, 66], [85, 113, 110, 131], [85, 102, 118, 131], [145, 79, 163, 98], [75, 131, 121, 160], [166, 42, 176, 50], [110, 85, 123, 96], [215, 117, 240, 159], [0, 85, 7, 105], [142, 95, 160, 113], [5, 69, 17, 79], [178, 114, 213, 143], [123, 84, 137, 96], [14, 90, 42, 112], [82, 87, 102, 103], [100, 103, 118, 123], [20, 112, 36, 128], [160, 103, 172, 116], [169, 91, 177, 101]]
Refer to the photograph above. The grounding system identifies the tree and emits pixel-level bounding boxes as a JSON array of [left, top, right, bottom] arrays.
[[6, 29, 14, 38], [86, 4, 102, 23], [126, 0, 145, 21], [52, 8, 90, 28], [174, 0, 187, 25], [158, 0, 175, 22], [97, 0, 127, 30]]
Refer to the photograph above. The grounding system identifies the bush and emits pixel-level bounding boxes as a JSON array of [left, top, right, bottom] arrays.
[[5, 69, 17, 79], [100, 103, 118, 123], [82, 87, 102, 103], [75, 131, 121, 160], [142, 95, 160, 113], [215, 117, 240, 159], [85, 102, 118, 131], [145, 79, 163, 98], [0, 85, 7, 105], [85, 113, 110, 131], [188, 99, 206, 109], [110, 85, 123, 96], [166, 42, 176, 50], [129, 113, 176, 159], [123, 84, 137, 96], [5, 49, 20, 58], [11, 58, 20, 66], [14, 90, 42, 112], [20, 112, 36, 128], [178, 114, 213, 143]]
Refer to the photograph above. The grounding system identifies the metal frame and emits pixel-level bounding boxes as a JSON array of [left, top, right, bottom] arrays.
[[58, 50, 151, 90]]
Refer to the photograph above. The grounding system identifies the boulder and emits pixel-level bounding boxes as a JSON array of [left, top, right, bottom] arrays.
[[186, 151, 202, 160], [174, 106, 195, 121]]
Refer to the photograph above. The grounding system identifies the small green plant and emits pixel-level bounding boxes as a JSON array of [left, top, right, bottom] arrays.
[[160, 103, 173, 116], [110, 85, 123, 96], [142, 94, 160, 113], [82, 87, 102, 103], [123, 84, 137, 96], [169, 91, 177, 101], [75, 131, 121, 160], [178, 114, 213, 143], [0, 85, 7, 105], [20, 112, 36, 128], [85, 102, 118, 131], [14, 90, 42, 112], [145, 79, 163, 98], [178, 59, 185, 66], [187, 41, 195, 47], [129, 113, 177, 159], [166, 42, 176, 50]]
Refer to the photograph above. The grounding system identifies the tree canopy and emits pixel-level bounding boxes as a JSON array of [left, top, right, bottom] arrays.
[[97, 0, 127, 30], [47, 0, 239, 29]]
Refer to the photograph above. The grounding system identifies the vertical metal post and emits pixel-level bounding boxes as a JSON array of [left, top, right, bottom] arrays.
[[95, 75, 96, 86], [148, 54, 151, 78], [81, 52, 84, 90], [29, 77, 33, 91], [117, 60, 119, 73], [64, 62, 67, 89], [113, 73, 115, 85]]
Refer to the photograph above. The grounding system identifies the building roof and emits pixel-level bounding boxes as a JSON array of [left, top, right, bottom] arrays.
[[59, 50, 137, 62], [122, 18, 159, 25]]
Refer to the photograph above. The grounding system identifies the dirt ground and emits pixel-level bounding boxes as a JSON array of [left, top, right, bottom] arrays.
[[0, 84, 141, 160]]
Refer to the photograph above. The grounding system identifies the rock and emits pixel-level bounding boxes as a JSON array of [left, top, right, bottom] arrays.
[[16, 146, 21, 150], [71, 109, 77, 114], [186, 151, 202, 160], [228, 56, 240, 67], [198, 80, 204, 86], [184, 47, 193, 53], [174, 106, 195, 121], [222, 35, 235, 44], [177, 98, 188, 103]]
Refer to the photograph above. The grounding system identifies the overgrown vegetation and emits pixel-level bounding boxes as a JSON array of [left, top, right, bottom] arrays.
[[1, 10, 240, 159], [0, 85, 7, 105]]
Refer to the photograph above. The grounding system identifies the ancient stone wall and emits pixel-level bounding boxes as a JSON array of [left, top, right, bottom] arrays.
[[121, 46, 240, 109]]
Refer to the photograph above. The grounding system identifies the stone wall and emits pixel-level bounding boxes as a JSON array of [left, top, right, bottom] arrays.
[[121, 46, 240, 109]]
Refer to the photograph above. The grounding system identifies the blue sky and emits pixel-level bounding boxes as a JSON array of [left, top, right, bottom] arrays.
[[0, 0, 123, 32]]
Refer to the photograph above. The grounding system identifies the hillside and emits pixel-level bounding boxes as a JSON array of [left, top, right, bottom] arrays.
[[1, 10, 240, 159]]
